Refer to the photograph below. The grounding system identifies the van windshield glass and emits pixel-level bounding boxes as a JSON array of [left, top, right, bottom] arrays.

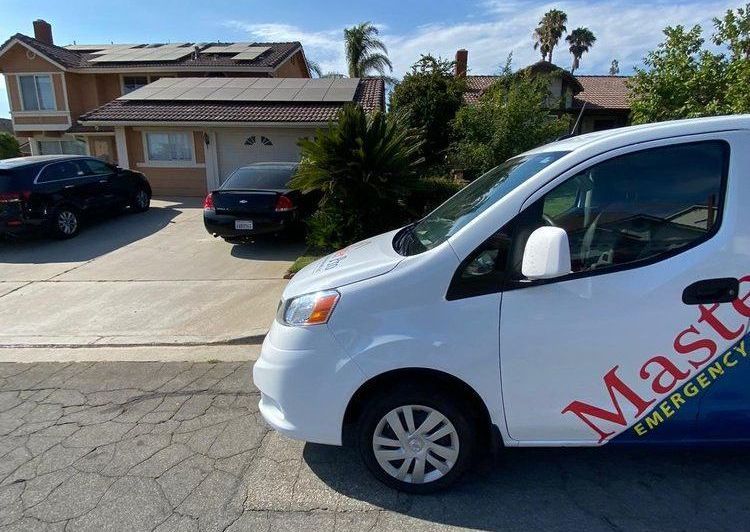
[[395, 151, 568, 255]]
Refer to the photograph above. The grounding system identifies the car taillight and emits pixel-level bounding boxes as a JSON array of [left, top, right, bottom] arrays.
[[275, 195, 294, 212], [203, 192, 214, 211], [0, 191, 30, 203]]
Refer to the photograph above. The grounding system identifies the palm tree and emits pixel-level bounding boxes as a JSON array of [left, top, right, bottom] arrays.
[[566, 27, 597, 73], [533, 9, 568, 63], [344, 22, 393, 78], [307, 60, 323, 78]]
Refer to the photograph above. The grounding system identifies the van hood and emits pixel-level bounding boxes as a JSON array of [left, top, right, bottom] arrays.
[[283, 229, 404, 299]]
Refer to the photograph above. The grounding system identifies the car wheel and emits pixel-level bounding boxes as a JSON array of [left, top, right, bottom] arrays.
[[51, 207, 81, 239], [357, 386, 476, 493], [131, 187, 151, 213]]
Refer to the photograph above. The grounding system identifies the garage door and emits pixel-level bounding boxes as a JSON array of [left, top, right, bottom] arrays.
[[215, 128, 313, 183]]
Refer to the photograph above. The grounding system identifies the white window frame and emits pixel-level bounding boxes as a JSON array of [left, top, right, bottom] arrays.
[[140, 130, 198, 167], [17, 73, 56, 111], [35, 136, 89, 156]]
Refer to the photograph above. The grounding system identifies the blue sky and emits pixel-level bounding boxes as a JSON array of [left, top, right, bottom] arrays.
[[0, 0, 740, 118]]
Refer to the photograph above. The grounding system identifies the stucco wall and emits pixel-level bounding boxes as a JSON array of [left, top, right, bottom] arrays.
[[274, 50, 309, 78]]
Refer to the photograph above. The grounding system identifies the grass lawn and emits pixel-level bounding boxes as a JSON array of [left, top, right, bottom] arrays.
[[286, 253, 325, 277]]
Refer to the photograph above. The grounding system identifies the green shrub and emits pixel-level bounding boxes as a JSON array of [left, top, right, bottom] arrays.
[[292, 104, 424, 248], [0, 133, 20, 160]]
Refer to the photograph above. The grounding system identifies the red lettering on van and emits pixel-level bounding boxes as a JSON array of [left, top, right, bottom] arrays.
[[561, 366, 655, 443]]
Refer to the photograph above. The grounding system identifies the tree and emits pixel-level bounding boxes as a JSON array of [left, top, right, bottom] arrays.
[[533, 9, 568, 62], [344, 22, 393, 78], [566, 27, 596, 72], [389, 55, 466, 170], [609, 59, 620, 75], [0, 133, 20, 159], [713, 3, 750, 59], [291, 105, 423, 248], [307, 60, 323, 78], [629, 25, 730, 123], [714, 4, 750, 112], [450, 70, 569, 179]]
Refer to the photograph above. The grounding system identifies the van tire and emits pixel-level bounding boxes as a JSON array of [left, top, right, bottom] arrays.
[[356, 385, 475, 493]]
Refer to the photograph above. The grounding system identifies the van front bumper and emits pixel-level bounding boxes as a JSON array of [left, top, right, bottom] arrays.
[[252, 320, 364, 446]]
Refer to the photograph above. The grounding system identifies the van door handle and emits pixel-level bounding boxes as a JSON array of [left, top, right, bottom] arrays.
[[99, 179, 108, 183], [64, 184, 75, 189], [682, 278, 739, 305]]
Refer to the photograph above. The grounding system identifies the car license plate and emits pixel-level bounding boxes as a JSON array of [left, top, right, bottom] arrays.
[[235, 220, 254, 230]]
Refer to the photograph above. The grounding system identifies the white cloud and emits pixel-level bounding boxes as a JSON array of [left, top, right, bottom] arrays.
[[225, 20, 347, 75], [229, 0, 737, 79]]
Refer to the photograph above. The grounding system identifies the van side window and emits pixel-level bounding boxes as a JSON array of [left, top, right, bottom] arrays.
[[510, 140, 729, 279]]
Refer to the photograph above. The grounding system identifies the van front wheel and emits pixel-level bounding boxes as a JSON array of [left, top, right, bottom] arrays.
[[357, 387, 475, 493]]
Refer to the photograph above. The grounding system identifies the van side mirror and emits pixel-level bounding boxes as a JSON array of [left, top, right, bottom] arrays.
[[521, 227, 572, 280]]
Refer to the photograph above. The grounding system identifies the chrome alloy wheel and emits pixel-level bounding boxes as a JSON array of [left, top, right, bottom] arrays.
[[57, 210, 78, 235], [372, 405, 459, 484]]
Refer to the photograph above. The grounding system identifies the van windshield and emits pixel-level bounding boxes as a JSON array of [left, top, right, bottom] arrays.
[[394, 151, 568, 256]]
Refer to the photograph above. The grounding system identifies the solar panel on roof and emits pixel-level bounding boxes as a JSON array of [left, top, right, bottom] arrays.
[[234, 87, 273, 101], [232, 47, 270, 61], [200, 43, 255, 54], [250, 78, 282, 89], [264, 87, 302, 101], [223, 78, 259, 89], [277, 78, 309, 89], [118, 77, 362, 102]]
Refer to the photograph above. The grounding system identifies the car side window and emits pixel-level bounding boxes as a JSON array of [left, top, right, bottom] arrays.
[[510, 140, 729, 279], [38, 161, 87, 183], [82, 159, 112, 175]]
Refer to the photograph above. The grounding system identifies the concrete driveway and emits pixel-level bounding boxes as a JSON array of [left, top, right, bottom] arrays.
[[1, 361, 748, 532], [0, 199, 302, 360]]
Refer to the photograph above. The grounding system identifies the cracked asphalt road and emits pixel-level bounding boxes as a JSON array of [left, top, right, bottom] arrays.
[[1, 362, 749, 532]]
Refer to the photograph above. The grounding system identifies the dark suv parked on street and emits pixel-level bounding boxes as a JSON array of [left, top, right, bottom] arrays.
[[0, 155, 152, 239]]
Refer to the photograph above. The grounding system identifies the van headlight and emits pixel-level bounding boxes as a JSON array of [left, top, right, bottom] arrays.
[[278, 290, 340, 326]]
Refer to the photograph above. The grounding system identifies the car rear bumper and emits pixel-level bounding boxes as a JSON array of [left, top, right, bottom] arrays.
[[252, 320, 365, 446], [203, 210, 296, 238], [0, 214, 46, 236]]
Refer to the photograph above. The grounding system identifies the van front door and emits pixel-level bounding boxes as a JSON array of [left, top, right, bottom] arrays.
[[498, 137, 749, 445]]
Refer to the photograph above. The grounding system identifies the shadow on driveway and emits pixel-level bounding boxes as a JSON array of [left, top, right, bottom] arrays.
[[0, 205, 180, 264], [304, 442, 750, 530], [229, 236, 306, 263]]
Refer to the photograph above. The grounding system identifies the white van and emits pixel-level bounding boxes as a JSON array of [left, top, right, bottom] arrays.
[[253, 116, 750, 492]]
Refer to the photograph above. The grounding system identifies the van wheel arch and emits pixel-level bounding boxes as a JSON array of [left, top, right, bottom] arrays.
[[342, 368, 498, 451]]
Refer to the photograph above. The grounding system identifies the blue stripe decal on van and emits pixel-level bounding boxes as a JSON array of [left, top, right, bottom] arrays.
[[612, 333, 750, 443]]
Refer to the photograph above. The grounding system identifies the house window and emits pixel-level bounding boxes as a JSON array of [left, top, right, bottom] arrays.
[[145, 132, 193, 162], [122, 76, 149, 94], [18, 74, 55, 111], [37, 139, 87, 155]]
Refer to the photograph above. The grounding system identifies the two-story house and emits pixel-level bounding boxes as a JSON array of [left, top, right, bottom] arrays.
[[1, 20, 385, 196], [456, 50, 631, 134]]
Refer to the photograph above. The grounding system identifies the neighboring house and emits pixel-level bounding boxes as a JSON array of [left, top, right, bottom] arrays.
[[456, 50, 630, 134], [0, 19, 326, 195]]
